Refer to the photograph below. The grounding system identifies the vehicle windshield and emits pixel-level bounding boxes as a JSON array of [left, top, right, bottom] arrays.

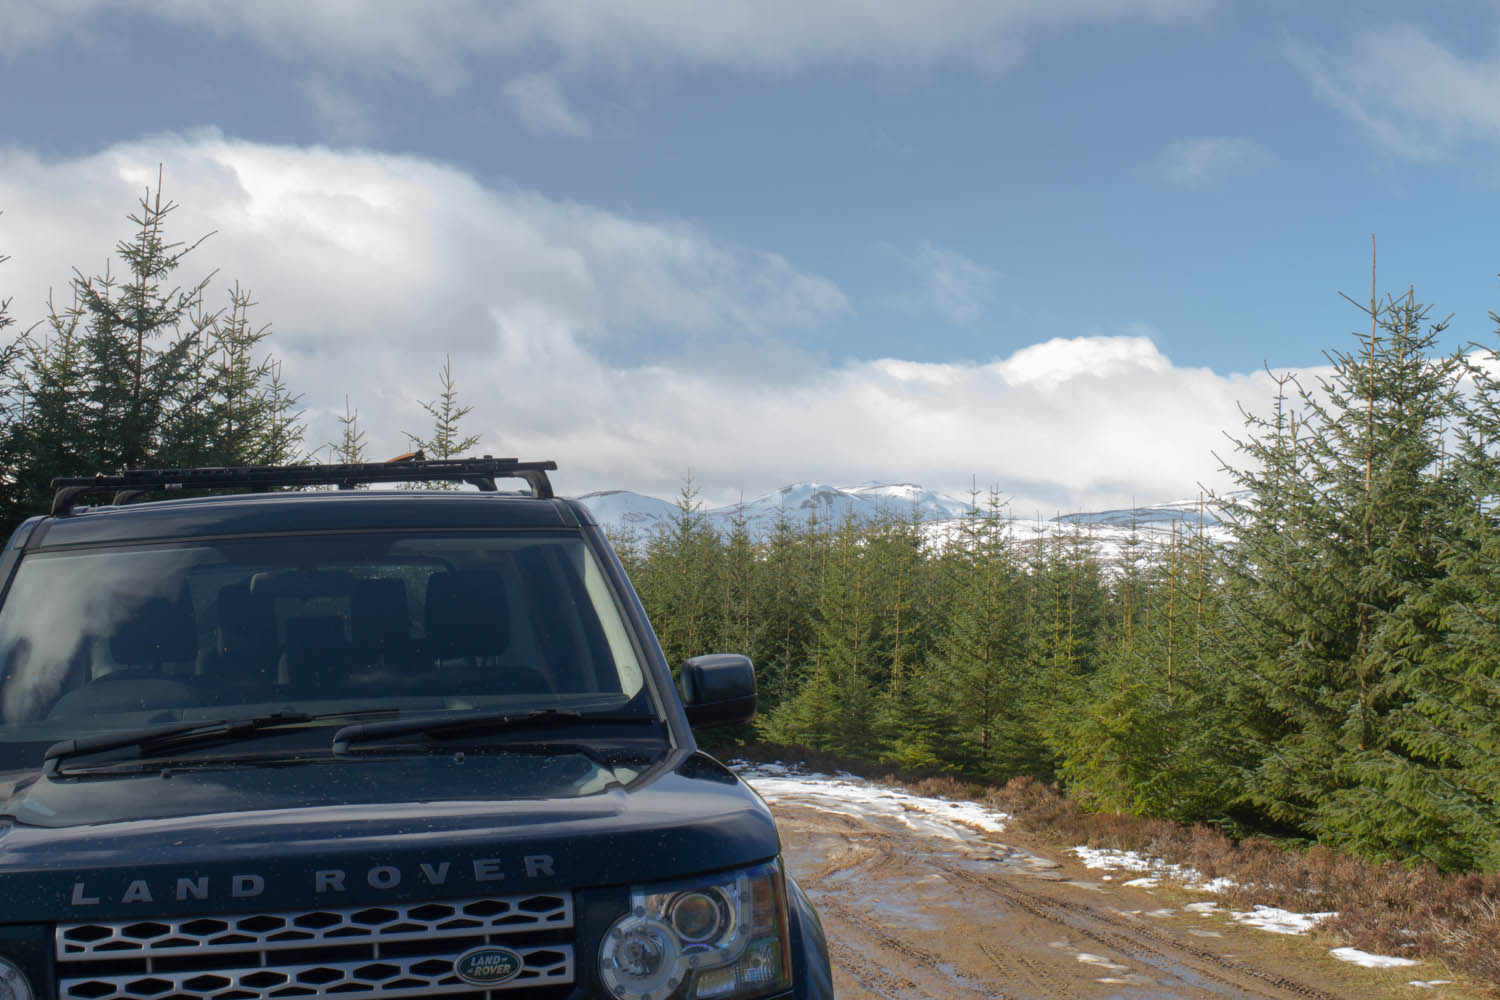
[[0, 530, 652, 752]]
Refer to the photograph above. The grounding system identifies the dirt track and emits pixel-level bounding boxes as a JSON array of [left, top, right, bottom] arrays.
[[760, 784, 1480, 1000]]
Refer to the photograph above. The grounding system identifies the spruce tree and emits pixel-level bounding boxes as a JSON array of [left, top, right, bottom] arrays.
[[0, 230, 25, 527], [259, 359, 305, 465], [763, 519, 880, 756], [1219, 273, 1469, 858], [639, 477, 723, 670], [330, 397, 368, 464], [69, 178, 216, 472], [2, 178, 300, 531], [8, 292, 92, 518], [1374, 317, 1500, 870], [1060, 522, 1241, 822], [401, 355, 481, 488], [743, 507, 819, 715], [910, 491, 1036, 777], [411, 355, 479, 459]]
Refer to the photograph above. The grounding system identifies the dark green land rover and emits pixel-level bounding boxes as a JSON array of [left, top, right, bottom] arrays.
[[0, 459, 831, 1000]]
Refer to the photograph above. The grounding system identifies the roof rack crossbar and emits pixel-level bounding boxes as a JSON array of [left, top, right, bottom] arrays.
[[49, 458, 558, 516]]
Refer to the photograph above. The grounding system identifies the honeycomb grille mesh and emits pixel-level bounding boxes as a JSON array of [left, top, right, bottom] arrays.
[[54, 895, 575, 999]]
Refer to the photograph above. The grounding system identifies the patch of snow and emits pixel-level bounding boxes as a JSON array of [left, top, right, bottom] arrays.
[[731, 761, 1009, 842], [1071, 847, 1157, 873], [1408, 981, 1452, 989], [1231, 905, 1335, 936], [1068, 846, 1239, 894], [1122, 876, 1159, 888], [1330, 947, 1419, 969], [1184, 902, 1220, 914]]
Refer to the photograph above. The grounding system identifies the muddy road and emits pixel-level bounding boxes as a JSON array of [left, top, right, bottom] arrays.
[[746, 769, 1477, 1000]]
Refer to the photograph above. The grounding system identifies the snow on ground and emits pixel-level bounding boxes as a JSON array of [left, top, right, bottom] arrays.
[[1069, 846, 1232, 892], [1070, 847, 1340, 938], [731, 760, 1010, 842], [1071, 847, 1159, 873], [1232, 905, 1337, 935], [739, 761, 1429, 974], [1329, 947, 1420, 969]]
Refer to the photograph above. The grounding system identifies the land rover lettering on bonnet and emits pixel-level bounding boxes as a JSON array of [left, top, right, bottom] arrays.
[[0, 458, 831, 1000]]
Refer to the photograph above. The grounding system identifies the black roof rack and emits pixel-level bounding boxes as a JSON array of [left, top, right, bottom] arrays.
[[49, 457, 558, 517]]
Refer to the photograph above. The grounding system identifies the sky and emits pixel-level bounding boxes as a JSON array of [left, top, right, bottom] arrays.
[[1, 1, 1498, 512]]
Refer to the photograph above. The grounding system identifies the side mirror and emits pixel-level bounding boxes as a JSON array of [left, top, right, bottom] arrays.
[[680, 654, 757, 728]]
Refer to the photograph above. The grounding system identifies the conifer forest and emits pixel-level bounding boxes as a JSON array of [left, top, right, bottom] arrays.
[[8, 184, 1500, 875], [612, 283, 1500, 876]]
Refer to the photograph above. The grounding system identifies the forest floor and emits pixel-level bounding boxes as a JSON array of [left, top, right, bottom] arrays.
[[737, 762, 1490, 1000]]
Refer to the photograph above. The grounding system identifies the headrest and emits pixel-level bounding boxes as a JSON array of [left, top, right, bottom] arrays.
[[110, 586, 198, 666], [425, 570, 509, 659], [353, 578, 409, 634], [217, 583, 276, 656], [284, 615, 348, 667]]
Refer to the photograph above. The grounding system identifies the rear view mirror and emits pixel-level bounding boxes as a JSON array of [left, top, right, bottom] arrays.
[[680, 654, 756, 728]]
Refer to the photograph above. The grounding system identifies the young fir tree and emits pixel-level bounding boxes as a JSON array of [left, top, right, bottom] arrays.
[[717, 499, 756, 660], [763, 518, 880, 756], [330, 397, 368, 465], [69, 178, 217, 472], [403, 355, 481, 488], [867, 503, 938, 764], [3, 181, 300, 531], [1059, 521, 1241, 823], [259, 359, 305, 465], [0, 233, 24, 528], [1220, 274, 1469, 860], [749, 507, 817, 713], [902, 491, 1034, 777], [638, 478, 723, 671], [206, 284, 288, 464], [1373, 322, 1500, 871], [1028, 522, 1109, 779], [8, 292, 93, 519]]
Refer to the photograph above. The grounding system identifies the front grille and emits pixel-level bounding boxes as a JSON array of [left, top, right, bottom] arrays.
[[55, 894, 575, 1000]]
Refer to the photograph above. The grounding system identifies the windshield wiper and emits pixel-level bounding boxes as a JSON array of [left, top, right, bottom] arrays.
[[44, 708, 400, 775], [331, 708, 660, 755]]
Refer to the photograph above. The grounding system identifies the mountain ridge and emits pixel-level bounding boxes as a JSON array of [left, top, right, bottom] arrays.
[[577, 482, 1225, 550]]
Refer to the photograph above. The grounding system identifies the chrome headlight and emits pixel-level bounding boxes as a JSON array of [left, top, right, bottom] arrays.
[[600, 859, 792, 1000], [0, 957, 34, 1000]]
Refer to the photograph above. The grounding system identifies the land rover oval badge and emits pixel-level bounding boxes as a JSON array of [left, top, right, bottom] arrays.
[[454, 945, 524, 986]]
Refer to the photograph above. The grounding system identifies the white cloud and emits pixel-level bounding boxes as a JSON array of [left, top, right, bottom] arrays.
[[1162, 137, 1266, 186], [1286, 25, 1500, 157], [893, 241, 1000, 326], [0, 1, 1215, 137], [501, 74, 591, 136], [3, 1, 1213, 86], [300, 77, 379, 142], [0, 134, 1282, 513]]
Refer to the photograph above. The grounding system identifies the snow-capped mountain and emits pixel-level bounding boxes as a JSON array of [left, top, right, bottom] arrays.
[[1054, 497, 1222, 529], [578, 482, 971, 540], [577, 483, 1229, 562]]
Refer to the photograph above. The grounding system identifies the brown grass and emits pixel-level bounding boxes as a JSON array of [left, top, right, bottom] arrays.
[[720, 740, 1500, 989]]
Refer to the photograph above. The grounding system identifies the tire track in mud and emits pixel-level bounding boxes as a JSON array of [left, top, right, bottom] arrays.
[[817, 895, 1016, 1000], [929, 856, 1341, 1000], [772, 796, 1350, 999]]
